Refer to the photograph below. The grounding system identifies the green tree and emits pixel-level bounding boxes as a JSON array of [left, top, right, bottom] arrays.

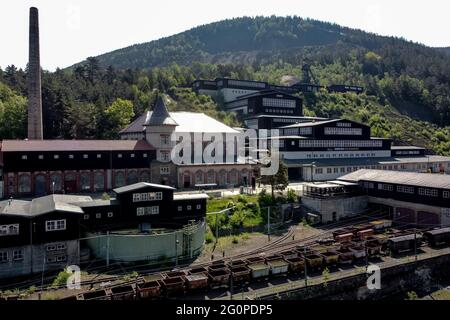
[[0, 82, 27, 138], [260, 161, 289, 199], [104, 98, 135, 138]]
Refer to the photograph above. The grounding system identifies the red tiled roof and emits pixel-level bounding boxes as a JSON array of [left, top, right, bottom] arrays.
[[0, 139, 155, 152]]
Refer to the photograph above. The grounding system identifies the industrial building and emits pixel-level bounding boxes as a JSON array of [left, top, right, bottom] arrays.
[[300, 170, 450, 227], [0, 182, 207, 279], [338, 170, 450, 228]]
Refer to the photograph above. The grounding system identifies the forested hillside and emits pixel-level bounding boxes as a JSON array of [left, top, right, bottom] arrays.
[[0, 16, 449, 155]]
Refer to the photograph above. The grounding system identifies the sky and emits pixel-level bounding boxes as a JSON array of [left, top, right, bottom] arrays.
[[1, 0, 449, 71]]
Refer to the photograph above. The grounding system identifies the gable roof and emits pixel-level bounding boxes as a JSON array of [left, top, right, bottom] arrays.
[[0, 195, 91, 217], [113, 182, 176, 194], [0, 139, 154, 152], [121, 112, 239, 134], [338, 169, 450, 189], [145, 96, 178, 126]]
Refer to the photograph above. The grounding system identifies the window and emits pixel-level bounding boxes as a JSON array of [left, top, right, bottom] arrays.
[[397, 185, 414, 194], [107, 212, 114, 218], [38, 155, 44, 160], [0, 251, 8, 263], [160, 167, 170, 175], [46, 245, 56, 251], [418, 188, 439, 197], [315, 168, 323, 174], [160, 151, 170, 162], [83, 154, 88, 159], [196, 204, 201, 210], [187, 205, 192, 211], [45, 220, 66, 232], [13, 250, 23, 261], [0, 224, 20, 236], [56, 256, 66, 262], [133, 193, 141, 202], [96, 213, 101, 219], [22, 155, 27, 160], [444, 191, 450, 199], [54, 155, 59, 159], [83, 214, 90, 220], [178, 206, 182, 211], [324, 127, 362, 136], [133, 192, 163, 202], [69, 154, 74, 159], [143, 153, 148, 158], [378, 184, 393, 191], [327, 168, 332, 174], [136, 206, 159, 216], [117, 153, 123, 158], [57, 244, 66, 250], [130, 153, 135, 158], [160, 135, 170, 146], [97, 154, 102, 159]]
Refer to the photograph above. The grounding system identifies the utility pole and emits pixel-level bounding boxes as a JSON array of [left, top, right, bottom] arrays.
[[414, 230, 418, 262], [215, 211, 219, 245], [267, 206, 271, 242], [175, 235, 179, 267], [304, 247, 308, 290], [106, 231, 110, 268], [229, 259, 234, 300]]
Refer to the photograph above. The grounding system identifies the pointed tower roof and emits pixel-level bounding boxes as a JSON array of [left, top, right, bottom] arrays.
[[144, 95, 178, 126]]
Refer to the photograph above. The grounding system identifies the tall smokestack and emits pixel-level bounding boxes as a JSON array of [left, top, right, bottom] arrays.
[[27, 7, 43, 140]]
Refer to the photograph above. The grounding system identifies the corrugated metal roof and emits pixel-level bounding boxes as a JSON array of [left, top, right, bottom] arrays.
[[121, 112, 239, 134], [173, 193, 209, 200], [283, 155, 450, 168], [113, 182, 175, 194], [0, 195, 91, 217], [1, 139, 154, 152], [339, 169, 450, 189]]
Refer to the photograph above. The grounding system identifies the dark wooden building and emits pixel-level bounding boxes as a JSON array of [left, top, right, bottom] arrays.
[[0, 140, 156, 198]]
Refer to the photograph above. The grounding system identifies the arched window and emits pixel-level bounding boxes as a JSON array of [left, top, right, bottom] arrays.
[[94, 172, 105, 192], [207, 170, 215, 184], [229, 170, 238, 185], [34, 175, 46, 196], [80, 172, 91, 192], [114, 171, 125, 187], [241, 170, 249, 186], [18, 175, 31, 194], [218, 170, 227, 186], [50, 173, 62, 193], [195, 171, 204, 185], [64, 173, 77, 193], [140, 170, 150, 182], [127, 170, 139, 185]]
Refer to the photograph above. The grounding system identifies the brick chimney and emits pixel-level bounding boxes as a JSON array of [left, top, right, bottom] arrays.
[[27, 7, 43, 140]]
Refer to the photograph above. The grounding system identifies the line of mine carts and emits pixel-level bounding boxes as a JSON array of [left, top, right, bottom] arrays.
[[65, 222, 450, 300]]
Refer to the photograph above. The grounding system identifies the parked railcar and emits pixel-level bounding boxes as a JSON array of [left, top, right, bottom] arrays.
[[230, 266, 251, 283], [321, 251, 339, 266], [185, 274, 209, 290], [304, 254, 324, 271], [285, 257, 305, 273], [248, 263, 270, 279], [137, 280, 161, 299], [423, 227, 450, 247], [162, 276, 185, 295], [267, 259, 289, 275], [110, 284, 135, 300], [208, 269, 230, 288], [388, 234, 423, 254]]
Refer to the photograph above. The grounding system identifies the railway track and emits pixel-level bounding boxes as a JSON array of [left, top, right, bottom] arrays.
[[2, 210, 385, 296]]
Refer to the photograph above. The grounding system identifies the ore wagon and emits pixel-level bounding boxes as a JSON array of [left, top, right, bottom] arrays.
[[248, 263, 270, 279], [185, 274, 209, 290], [137, 280, 161, 299], [304, 254, 324, 271], [267, 259, 289, 275], [110, 284, 135, 300], [208, 269, 230, 288], [161, 276, 185, 295], [230, 266, 251, 283], [321, 251, 339, 266], [285, 257, 305, 273]]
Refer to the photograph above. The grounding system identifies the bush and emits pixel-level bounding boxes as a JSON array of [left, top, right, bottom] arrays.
[[52, 269, 72, 287], [205, 228, 215, 244], [232, 237, 239, 244]]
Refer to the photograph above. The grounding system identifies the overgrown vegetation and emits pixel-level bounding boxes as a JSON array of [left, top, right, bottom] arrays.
[[1, 16, 449, 154]]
